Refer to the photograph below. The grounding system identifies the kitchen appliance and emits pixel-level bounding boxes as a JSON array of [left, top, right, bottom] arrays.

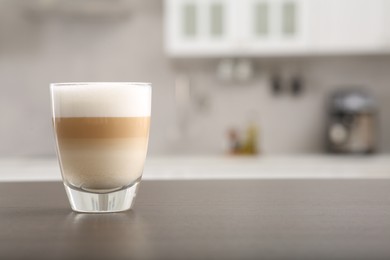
[[326, 89, 377, 154]]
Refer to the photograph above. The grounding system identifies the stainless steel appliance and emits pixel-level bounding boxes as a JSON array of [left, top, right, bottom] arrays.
[[326, 89, 377, 154]]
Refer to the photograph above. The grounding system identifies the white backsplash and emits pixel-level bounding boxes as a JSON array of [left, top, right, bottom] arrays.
[[0, 1, 389, 156]]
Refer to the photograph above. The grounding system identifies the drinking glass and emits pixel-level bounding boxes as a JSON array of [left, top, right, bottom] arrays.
[[50, 82, 151, 213]]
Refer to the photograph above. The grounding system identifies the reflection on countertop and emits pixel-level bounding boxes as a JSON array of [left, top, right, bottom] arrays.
[[0, 155, 390, 181]]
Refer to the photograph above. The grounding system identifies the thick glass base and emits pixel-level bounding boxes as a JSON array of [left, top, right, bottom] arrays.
[[64, 182, 140, 213]]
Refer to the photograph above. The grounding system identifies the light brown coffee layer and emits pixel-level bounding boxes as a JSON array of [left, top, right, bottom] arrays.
[[54, 117, 150, 139]]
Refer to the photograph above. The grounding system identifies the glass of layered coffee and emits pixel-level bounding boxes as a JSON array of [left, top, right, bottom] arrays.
[[50, 82, 151, 213]]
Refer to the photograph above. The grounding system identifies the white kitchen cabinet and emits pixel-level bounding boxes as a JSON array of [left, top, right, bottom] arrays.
[[165, 0, 236, 56], [240, 0, 309, 55], [165, 0, 307, 56], [309, 0, 386, 53], [164, 0, 388, 57]]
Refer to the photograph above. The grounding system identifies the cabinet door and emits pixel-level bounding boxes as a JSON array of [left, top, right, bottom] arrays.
[[240, 0, 309, 54], [165, 0, 235, 56], [309, 0, 386, 53], [206, 0, 236, 51]]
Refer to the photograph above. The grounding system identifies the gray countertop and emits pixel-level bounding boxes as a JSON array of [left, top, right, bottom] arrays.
[[1, 180, 390, 259]]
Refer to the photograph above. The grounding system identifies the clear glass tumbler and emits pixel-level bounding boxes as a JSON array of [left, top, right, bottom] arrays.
[[50, 82, 151, 213]]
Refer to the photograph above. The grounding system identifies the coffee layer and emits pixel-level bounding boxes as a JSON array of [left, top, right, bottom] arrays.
[[54, 117, 150, 139], [58, 138, 148, 190]]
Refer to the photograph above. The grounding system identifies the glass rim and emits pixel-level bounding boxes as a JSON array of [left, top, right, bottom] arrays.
[[50, 82, 151, 88]]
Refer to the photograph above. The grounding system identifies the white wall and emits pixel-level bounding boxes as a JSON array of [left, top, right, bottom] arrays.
[[0, 1, 389, 156]]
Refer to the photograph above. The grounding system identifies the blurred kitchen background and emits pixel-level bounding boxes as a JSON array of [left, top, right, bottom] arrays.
[[1, 0, 390, 160]]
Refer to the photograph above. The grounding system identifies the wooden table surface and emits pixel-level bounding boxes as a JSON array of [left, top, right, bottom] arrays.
[[0, 180, 390, 260]]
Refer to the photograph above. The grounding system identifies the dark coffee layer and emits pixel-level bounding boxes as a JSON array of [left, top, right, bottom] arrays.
[[54, 117, 150, 139]]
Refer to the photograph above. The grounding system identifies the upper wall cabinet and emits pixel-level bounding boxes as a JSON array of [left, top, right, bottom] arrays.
[[308, 0, 386, 53], [164, 0, 388, 57], [165, 0, 236, 56], [239, 0, 309, 54]]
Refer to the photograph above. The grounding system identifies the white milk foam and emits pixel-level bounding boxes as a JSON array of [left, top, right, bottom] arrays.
[[51, 83, 151, 118]]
